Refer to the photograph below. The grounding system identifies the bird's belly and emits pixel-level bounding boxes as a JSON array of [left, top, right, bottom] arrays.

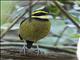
[[19, 20, 51, 42]]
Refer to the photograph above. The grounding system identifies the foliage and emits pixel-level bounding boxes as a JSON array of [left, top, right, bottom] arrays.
[[48, 4, 60, 18], [1, 1, 16, 25], [72, 34, 80, 38]]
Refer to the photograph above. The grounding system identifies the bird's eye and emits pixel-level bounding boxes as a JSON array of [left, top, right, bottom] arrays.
[[42, 7, 49, 13]]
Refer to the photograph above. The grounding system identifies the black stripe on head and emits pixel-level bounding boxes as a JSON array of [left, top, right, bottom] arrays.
[[33, 12, 47, 16], [33, 18, 49, 21]]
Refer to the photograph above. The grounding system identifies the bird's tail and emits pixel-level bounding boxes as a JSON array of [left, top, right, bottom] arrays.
[[26, 40, 33, 49]]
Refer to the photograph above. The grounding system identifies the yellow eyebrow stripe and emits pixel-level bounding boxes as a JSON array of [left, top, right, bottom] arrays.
[[32, 16, 49, 19], [32, 11, 48, 15]]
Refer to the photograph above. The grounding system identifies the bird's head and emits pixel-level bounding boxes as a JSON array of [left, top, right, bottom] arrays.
[[32, 7, 51, 21]]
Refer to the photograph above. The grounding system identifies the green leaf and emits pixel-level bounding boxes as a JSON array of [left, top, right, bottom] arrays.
[[1, 1, 16, 25], [72, 34, 80, 38], [48, 5, 60, 17]]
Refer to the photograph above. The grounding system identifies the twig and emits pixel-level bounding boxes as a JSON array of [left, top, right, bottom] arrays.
[[52, 1, 80, 29], [0, 1, 37, 39], [29, 0, 32, 21], [54, 26, 68, 46]]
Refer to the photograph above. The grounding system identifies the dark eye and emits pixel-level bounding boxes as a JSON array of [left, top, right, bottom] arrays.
[[42, 7, 49, 13], [33, 13, 47, 16]]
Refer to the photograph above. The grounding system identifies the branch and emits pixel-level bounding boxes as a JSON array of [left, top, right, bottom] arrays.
[[29, 0, 32, 21], [51, 1, 80, 29], [0, 44, 77, 60], [1, 41, 76, 54], [54, 26, 68, 46]]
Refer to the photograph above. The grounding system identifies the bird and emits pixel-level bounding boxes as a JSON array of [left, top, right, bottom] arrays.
[[19, 7, 51, 54]]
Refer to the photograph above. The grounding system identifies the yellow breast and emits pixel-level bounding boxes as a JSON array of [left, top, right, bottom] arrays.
[[19, 19, 51, 42]]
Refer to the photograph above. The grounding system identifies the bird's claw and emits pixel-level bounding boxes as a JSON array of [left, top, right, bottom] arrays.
[[20, 45, 28, 55], [33, 49, 41, 56]]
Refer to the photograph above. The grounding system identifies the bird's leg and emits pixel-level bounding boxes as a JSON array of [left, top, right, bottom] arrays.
[[23, 41, 27, 54], [20, 40, 28, 55], [36, 44, 40, 55], [34, 43, 41, 55]]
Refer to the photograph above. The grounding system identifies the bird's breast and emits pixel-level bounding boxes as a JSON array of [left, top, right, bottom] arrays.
[[19, 19, 51, 42]]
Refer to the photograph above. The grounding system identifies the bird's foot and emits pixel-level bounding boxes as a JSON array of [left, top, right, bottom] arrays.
[[33, 44, 41, 56], [20, 44, 28, 55], [33, 49, 41, 56]]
